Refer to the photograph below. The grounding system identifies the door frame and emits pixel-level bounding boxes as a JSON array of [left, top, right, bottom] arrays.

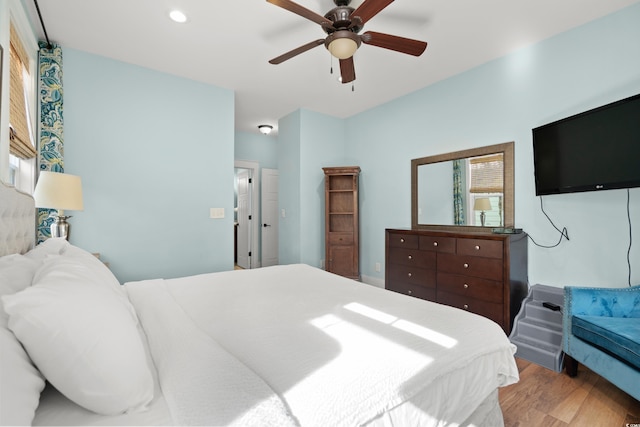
[[235, 160, 260, 268], [261, 168, 279, 267]]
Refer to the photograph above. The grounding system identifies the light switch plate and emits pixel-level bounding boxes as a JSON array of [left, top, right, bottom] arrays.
[[210, 208, 225, 219]]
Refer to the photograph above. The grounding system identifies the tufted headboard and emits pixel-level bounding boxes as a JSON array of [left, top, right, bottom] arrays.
[[0, 181, 36, 256]]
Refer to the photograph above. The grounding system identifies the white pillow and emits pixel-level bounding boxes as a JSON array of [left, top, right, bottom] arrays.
[[0, 318, 46, 426], [60, 242, 122, 290], [0, 254, 45, 426], [2, 255, 154, 415], [26, 238, 121, 290], [0, 253, 38, 295], [23, 237, 69, 263]]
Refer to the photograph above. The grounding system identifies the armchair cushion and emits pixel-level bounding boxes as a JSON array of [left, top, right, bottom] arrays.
[[572, 315, 640, 370], [563, 284, 640, 400]]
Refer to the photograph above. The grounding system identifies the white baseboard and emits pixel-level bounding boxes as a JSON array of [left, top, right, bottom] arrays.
[[361, 274, 385, 289]]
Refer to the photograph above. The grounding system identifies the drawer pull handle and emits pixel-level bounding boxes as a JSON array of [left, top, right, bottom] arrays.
[[463, 283, 469, 289], [475, 245, 480, 250], [408, 255, 412, 260], [400, 238, 405, 243], [463, 263, 469, 269], [407, 290, 413, 295], [407, 272, 412, 277], [433, 241, 438, 247], [463, 304, 469, 310]]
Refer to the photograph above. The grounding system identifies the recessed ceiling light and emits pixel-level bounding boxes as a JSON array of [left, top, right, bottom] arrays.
[[169, 10, 187, 23]]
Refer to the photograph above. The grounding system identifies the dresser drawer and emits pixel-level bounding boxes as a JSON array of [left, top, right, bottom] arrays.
[[388, 233, 419, 249], [419, 235, 456, 253], [328, 232, 353, 245], [437, 253, 503, 281], [387, 264, 436, 289], [437, 272, 503, 303], [456, 238, 503, 259], [388, 247, 436, 268], [387, 282, 436, 301], [437, 290, 504, 325]]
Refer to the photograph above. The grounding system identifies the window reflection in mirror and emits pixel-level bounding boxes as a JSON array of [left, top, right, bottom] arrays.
[[411, 142, 514, 231]]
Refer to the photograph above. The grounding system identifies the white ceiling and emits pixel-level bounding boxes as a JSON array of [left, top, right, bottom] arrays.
[[25, 0, 639, 136]]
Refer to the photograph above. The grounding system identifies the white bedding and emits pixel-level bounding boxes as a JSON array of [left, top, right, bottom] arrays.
[[128, 264, 517, 426], [31, 263, 518, 426], [3, 177, 518, 427]]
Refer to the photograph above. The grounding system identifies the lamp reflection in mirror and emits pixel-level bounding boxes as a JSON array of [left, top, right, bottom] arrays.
[[474, 197, 491, 227], [33, 171, 84, 240]]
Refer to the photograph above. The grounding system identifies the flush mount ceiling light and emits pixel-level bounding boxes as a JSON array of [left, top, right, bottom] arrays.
[[169, 9, 187, 23], [258, 125, 273, 135]]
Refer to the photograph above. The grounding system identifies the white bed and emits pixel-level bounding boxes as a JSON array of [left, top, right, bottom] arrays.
[[0, 182, 519, 426]]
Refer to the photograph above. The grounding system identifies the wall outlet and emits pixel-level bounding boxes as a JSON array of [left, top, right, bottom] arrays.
[[281, 209, 286, 218], [375, 262, 381, 272], [320, 259, 325, 269]]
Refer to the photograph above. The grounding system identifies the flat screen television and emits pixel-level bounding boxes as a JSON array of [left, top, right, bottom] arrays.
[[532, 93, 640, 196]]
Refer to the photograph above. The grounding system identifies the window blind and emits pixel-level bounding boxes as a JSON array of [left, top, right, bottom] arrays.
[[469, 153, 503, 193], [9, 24, 36, 159]]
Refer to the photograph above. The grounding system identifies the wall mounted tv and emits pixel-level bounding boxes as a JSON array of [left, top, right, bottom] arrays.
[[532, 93, 640, 196]]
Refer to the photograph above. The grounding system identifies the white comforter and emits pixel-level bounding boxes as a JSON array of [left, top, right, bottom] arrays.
[[125, 264, 519, 427]]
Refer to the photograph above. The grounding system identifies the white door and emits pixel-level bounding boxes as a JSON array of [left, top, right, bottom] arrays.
[[237, 169, 251, 269], [261, 168, 279, 267]]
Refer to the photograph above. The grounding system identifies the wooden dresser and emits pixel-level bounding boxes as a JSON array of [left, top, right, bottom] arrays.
[[385, 228, 528, 333]]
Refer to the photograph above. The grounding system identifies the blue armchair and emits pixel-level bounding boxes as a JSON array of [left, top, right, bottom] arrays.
[[563, 285, 640, 400]]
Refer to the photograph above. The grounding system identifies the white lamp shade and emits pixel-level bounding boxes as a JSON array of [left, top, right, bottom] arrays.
[[33, 171, 84, 211], [473, 197, 491, 211]]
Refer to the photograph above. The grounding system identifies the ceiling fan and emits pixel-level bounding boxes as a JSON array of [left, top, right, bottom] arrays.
[[267, 0, 428, 84]]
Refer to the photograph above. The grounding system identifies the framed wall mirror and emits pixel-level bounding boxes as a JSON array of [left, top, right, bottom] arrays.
[[411, 142, 514, 231]]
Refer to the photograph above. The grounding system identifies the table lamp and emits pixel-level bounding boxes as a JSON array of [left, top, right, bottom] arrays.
[[473, 197, 491, 227], [33, 171, 84, 240]]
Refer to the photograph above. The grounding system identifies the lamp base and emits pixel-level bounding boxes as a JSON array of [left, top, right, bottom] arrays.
[[480, 211, 486, 227], [51, 215, 72, 240]]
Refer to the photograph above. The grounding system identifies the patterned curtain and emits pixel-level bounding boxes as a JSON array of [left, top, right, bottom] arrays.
[[453, 159, 465, 225], [37, 42, 64, 243]]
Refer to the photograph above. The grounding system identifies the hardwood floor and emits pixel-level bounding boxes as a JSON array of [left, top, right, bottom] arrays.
[[499, 358, 640, 426]]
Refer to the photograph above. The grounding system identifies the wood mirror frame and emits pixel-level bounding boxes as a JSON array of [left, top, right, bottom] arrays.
[[411, 141, 514, 232]]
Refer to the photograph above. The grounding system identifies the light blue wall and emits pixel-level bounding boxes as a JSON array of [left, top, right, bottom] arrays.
[[344, 3, 640, 288], [235, 131, 278, 168], [63, 48, 235, 283], [277, 109, 345, 266], [420, 161, 454, 225], [299, 110, 346, 267], [277, 111, 302, 264]]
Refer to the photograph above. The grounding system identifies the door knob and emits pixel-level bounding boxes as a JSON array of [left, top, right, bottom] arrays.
[[263, 224, 271, 227]]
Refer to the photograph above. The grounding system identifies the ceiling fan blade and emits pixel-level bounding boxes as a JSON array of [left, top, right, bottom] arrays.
[[269, 39, 325, 64], [361, 31, 427, 56], [351, 0, 394, 25], [266, 0, 334, 27], [339, 57, 356, 84]]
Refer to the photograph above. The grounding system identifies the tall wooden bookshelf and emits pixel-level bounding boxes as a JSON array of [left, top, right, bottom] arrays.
[[323, 166, 360, 280]]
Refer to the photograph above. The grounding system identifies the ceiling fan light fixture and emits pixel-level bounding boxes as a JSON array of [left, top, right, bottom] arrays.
[[258, 125, 274, 135], [328, 38, 358, 59], [325, 30, 361, 60]]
